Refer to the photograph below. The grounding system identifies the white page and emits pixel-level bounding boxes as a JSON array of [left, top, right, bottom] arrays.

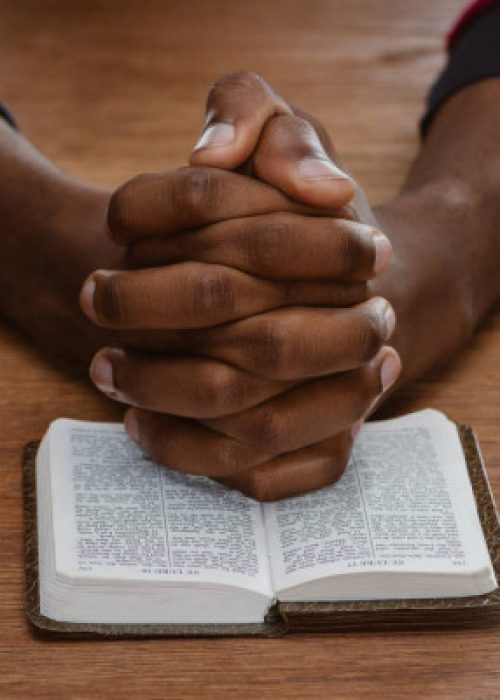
[[47, 419, 272, 596], [264, 410, 496, 594]]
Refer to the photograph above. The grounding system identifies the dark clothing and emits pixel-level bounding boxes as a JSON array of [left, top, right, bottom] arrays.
[[422, 1, 500, 133]]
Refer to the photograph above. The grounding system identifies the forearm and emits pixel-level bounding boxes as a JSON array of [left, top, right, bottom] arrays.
[[373, 79, 500, 385], [0, 119, 120, 367]]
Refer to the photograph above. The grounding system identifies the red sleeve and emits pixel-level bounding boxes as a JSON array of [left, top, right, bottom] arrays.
[[447, 0, 500, 49]]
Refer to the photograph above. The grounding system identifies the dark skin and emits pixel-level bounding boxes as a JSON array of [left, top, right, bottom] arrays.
[[79, 75, 401, 497], [0, 117, 119, 366], [2, 74, 499, 499], [0, 102, 396, 499]]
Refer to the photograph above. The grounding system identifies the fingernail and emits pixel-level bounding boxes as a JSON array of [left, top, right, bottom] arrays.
[[373, 231, 392, 275], [193, 123, 235, 151], [80, 277, 96, 321], [380, 352, 402, 391], [384, 304, 396, 340], [125, 410, 140, 443], [351, 419, 364, 439], [298, 157, 350, 181], [370, 298, 396, 341], [90, 353, 114, 394]]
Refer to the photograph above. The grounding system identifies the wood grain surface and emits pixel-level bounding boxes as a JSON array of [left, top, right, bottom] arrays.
[[0, 1, 498, 698]]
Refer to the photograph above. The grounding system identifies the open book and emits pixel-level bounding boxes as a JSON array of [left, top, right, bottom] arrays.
[[31, 409, 498, 633]]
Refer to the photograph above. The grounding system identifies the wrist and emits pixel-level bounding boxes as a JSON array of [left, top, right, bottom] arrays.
[[372, 185, 483, 385], [49, 178, 121, 288], [386, 176, 500, 318]]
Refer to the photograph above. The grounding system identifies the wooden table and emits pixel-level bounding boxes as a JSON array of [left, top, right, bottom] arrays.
[[0, 1, 498, 697]]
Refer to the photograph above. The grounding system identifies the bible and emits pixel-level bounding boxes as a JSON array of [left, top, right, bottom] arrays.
[[24, 409, 499, 636]]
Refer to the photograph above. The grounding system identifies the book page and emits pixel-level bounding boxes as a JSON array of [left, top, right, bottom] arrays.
[[47, 420, 272, 596], [263, 410, 495, 593]]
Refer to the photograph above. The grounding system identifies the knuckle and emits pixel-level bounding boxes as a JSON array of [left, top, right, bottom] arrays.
[[211, 70, 262, 97], [266, 114, 322, 156], [193, 266, 236, 321], [177, 168, 215, 219], [107, 173, 152, 242], [252, 408, 290, 454], [250, 318, 290, 378], [197, 364, 245, 416], [249, 216, 292, 273]]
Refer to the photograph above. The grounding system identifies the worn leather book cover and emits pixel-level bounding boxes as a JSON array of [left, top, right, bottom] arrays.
[[23, 425, 499, 638]]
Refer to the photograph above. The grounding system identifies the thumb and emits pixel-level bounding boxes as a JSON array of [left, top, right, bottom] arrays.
[[250, 114, 355, 209], [189, 71, 292, 170]]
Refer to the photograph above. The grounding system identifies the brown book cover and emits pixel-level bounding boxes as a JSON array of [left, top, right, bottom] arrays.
[[23, 425, 499, 638]]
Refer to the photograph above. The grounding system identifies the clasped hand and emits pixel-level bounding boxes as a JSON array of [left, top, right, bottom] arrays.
[[79, 72, 401, 500]]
